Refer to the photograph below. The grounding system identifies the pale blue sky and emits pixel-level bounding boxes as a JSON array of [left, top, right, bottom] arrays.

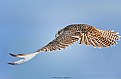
[[0, 0, 121, 79]]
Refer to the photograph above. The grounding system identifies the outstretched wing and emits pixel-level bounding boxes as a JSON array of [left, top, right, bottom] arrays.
[[37, 31, 79, 52], [8, 30, 79, 65]]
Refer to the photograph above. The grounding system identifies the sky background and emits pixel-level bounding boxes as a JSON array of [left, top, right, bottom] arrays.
[[0, 0, 121, 79]]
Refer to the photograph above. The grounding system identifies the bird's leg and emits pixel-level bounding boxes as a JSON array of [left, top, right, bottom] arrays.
[[8, 52, 40, 65]]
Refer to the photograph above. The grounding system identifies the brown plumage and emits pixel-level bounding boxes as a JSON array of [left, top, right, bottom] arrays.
[[8, 24, 120, 65]]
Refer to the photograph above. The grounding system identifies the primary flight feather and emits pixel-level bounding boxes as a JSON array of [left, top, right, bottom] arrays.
[[8, 24, 120, 65]]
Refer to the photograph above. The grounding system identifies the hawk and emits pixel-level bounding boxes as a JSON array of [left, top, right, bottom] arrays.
[[8, 24, 120, 65]]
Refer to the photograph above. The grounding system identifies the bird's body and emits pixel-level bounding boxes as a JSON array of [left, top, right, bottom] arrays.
[[8, 24, 120, 65], [38, 24, 119, 52]]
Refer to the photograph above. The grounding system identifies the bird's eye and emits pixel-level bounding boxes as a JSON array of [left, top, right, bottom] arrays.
[[55, 29, 63, 37], [55, 33, 59, 37], [58, 31, 61, 34]]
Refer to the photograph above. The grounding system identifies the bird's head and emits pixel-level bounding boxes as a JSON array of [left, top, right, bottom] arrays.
[[55, 28, 64, 37]]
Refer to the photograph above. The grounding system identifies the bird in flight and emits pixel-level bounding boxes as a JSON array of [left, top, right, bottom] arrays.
[[8, 24, 120, 65]]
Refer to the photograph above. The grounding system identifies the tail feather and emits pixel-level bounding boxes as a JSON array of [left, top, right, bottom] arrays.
[[87, 34, 104, 48], [84, 35, 90, 46], [98, 30, 120, 47], [79, 33, 85, 44], [88, 38, 97, 47], [101, 30, 120, 40], [83, 29, 120, 48]]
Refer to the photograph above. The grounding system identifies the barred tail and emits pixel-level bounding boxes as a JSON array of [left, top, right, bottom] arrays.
[[98, 30, 120, 47], [79, 26, 120, 48]]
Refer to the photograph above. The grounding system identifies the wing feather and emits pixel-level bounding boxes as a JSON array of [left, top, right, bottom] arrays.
[[40, 34, 79, 52]]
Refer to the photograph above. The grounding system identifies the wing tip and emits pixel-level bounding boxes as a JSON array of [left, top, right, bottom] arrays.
[[9, 53, 18, 57], [8, 62, 17, 65]]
